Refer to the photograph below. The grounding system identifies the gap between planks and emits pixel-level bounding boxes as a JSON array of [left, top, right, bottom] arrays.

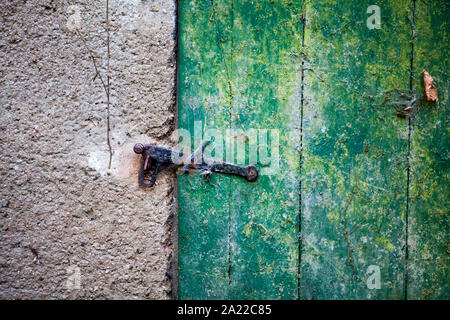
[[404, 0, 417, 301], [297, 2, 307, 300]]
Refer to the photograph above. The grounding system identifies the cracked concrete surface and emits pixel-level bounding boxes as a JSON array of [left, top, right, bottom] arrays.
[[0, 0, 177, 299]]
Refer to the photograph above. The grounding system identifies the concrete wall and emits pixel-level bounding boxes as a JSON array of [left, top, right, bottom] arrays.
[[0, 0, 177, 299]]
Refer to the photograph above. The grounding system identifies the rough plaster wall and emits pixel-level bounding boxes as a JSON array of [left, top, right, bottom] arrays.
[[0, 0, 177, 299]]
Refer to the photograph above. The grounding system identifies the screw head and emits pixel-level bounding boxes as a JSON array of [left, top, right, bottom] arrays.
[[134, 143, 144, 154]]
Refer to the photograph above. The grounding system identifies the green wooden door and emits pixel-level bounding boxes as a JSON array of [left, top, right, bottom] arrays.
[[177, 0, 449, 300]]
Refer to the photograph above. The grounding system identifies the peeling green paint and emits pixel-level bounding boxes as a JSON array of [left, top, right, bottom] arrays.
[[227, 0, 303, 300], [408, 0, 449, 300]]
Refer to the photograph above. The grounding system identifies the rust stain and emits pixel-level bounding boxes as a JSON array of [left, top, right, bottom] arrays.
[[111, 142, 142, 184]]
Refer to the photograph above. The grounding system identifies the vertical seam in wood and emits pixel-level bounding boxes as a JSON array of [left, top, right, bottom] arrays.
[[341, 188, 358, 280], [298, 2, 306, 300], [405, 0, 416, 301]]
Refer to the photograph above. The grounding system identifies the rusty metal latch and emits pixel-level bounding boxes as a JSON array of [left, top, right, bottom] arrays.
[[133, 142, 259, 187]]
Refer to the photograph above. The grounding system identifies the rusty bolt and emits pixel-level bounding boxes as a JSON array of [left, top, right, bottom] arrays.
[[134, 143, 144, 154], [247, 166, 258, 182]]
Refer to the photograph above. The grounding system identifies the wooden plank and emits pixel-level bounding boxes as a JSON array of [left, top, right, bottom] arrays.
[[178, 0, 303, 299], [228, 1, 303, 299], [177, 0, 234, 299], [300, 0, 412, 299], [408, 0, 449, 300]]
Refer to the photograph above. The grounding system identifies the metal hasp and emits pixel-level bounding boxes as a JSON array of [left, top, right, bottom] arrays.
[[133, 142, 259, 187]]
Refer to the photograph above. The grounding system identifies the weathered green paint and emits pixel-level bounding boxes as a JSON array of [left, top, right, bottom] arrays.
[[300, 0, 412, 299], [178, 0, 449, 300], [178, 0, 233, 299], [408, 0, 449, 300], [178, 0, 303, 299], [228, 1, 303, 299]]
